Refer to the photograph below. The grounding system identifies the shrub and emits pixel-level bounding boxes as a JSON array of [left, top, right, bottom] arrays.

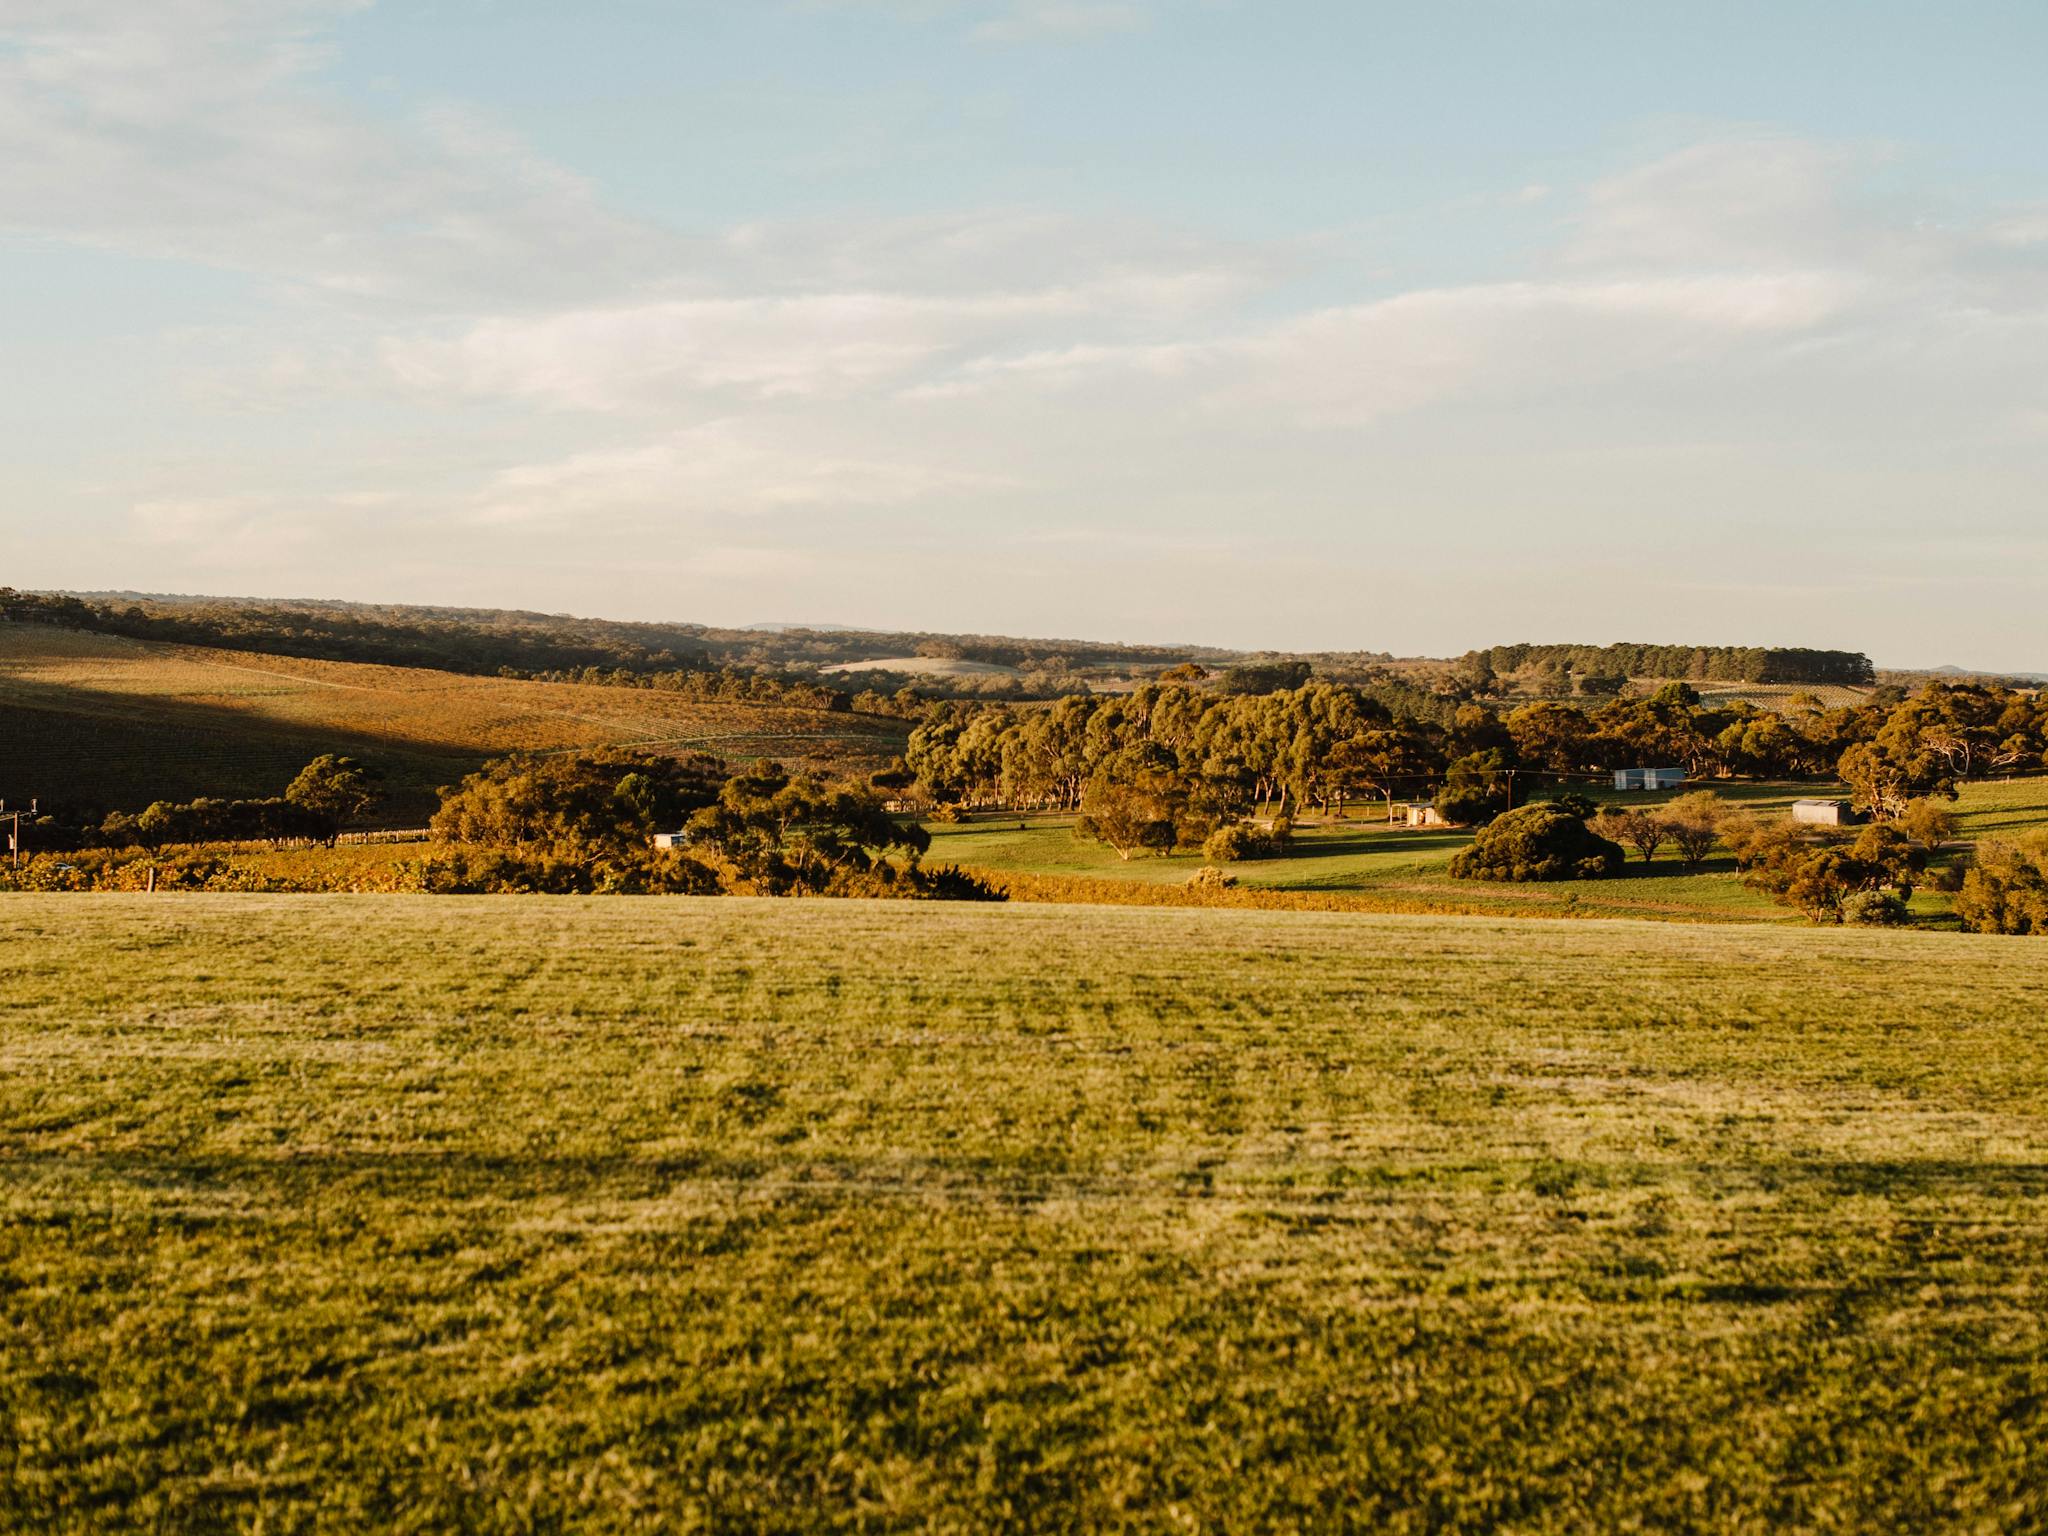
[[1187, 865, 1238, 890], [1953, 835, 2048, 935], [1842, 890, 1909, 927], [1736, 824, 1924, 924], [1662, 791, 1726, 870], [1449, 805, 1626, 882], [1202, 821, 1288, 862], [903, 864, 1008, 902], [1900, 797, 1959, 849], [1590, 807, 1665, 864]]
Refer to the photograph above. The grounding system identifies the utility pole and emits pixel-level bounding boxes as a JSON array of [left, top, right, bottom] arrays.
[[2, 798, 35, 872]]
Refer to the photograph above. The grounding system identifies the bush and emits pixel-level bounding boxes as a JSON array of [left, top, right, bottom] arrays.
[[1953, 835, 2048, 934], [1662, 791, 1726, 870], [1842, 890, 1909, 927], [1900, 797, 1958, 849], [1736, 826, 1924, 924], [1202, 821, 1288, 862], [1448, 805, 1626, 882], [1187, 865, 1238, 890], [1590, 807, 1665, 864]]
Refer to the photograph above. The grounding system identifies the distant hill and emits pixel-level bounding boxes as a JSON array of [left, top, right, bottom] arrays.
[[20, 590, 1238, 679], [1924, 664, 2048, 683], [0, 623, 908, 820]]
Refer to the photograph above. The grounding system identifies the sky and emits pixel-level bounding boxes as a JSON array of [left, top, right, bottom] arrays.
[[2, 1, 2045, 665]]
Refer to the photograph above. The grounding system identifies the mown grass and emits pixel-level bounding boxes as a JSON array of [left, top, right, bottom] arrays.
[[4, 895, 2047, 1531], [0, 624, 907, 819]]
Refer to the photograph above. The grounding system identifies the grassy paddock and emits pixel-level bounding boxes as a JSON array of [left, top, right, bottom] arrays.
[[927, 776, 2048, 926], [4, 895, 2047, 1531]]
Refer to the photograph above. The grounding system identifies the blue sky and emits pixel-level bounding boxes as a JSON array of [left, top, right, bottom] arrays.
[[3, 1, 2046, 664]]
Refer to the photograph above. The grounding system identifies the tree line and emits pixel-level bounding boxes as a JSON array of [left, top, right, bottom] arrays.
[[904, 678, 2048, 826], [0, 588, 1228, 689], [418, 750, 989, 896], [5, 748, 999, 901], [18, 756, 388, 855], [1460, 643, 1875, 687]]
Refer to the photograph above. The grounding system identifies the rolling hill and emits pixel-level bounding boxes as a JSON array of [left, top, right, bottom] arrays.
[[0, 623, 908, 820]]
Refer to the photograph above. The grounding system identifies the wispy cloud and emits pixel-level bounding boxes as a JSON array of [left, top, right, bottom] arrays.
[[467, 420, 1013, 527], [0, 0, 671, 303]]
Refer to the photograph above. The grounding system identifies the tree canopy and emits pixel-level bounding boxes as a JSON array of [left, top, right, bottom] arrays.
[[1448, 805, 1626, 882]]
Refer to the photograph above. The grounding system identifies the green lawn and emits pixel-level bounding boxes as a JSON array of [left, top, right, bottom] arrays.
[[927, 814, 1792, 921], [5, 895, 2048, 1531], [927, 777, 2048, 925], [1950, 774, 2048, 841]]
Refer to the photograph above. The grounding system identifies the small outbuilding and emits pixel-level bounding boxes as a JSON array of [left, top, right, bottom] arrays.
[[1394, 802, 1445, 827], [651, 831, 689, 849], [1792, 799, 1858, 827], [1613, 767, 1686, 791]]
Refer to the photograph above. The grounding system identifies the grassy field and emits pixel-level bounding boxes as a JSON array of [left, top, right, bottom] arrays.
[[4, 895, 2047, 1531], [926, 815, 1794, 922], [0, 624, 908, 820], [927, 777, 2048, 924]]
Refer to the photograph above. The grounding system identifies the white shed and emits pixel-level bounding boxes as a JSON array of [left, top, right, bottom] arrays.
[[1791, 799, 1856, 826], [651, 831, 690, 849], [1614, 767, 1685, 791], [1394, 802, 1445, 827]]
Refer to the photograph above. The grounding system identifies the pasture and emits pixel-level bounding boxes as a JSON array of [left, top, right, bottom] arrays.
[[926, 776, 2048, 924], [4, 895, 2046, 1531], [0, 624, 908, 820]]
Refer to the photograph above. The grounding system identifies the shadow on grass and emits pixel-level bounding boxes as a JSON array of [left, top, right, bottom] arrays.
[[0, 676, 477, 821]]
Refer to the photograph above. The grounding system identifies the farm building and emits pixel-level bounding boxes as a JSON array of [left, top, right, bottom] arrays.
[[651, 831, 689, 849], [1394, 802, 1445, 828], [1613, 767, 1685, 791], [1792, 799, 1859, 826]]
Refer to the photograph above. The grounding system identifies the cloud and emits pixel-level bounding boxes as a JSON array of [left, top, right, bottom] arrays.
[[1564, 136, 1911, 273], [468, 419, 1012, 527], [0, 0, 670, 304], [906, 270, 1863, 421], [382, 263, 1247, 410]]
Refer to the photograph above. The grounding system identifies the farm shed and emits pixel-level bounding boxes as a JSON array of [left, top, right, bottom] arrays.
[[1792, 799, 1858, 826], [1613, 767, 1685, 791], [1394, 802, 1445, 828], [651, 831, 689, 849]]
